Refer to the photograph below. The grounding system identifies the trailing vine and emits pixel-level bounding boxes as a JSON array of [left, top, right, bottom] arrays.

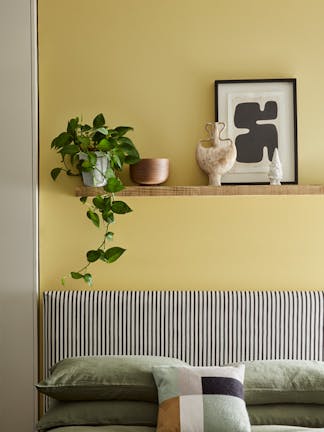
[[51, 113, 140, 286]]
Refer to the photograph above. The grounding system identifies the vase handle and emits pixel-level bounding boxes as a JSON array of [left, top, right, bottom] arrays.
[[205, 122, 215, 139]]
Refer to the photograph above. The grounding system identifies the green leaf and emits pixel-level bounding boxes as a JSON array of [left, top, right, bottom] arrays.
[[87, 210, 100, 227], [125, 154, 140, 164], [80, 196, 88, 204], [86, 249, 101, 262], [70, 153, 79, 166], [122, 147, 140, 164], [97, 138, 113, 151], [105, 231, 114, 240], [102, 210, 114, 224], [96, 127, 109, 135], [67, 117, 79, 134], [103, 196, 111, 211], [111, 153, 122, 170], [60, 144, 80, 156], [51, 132, 72, 149], [105, 167, 115, 179], [92, 195, 105, 210], [115, 148, 126, 164], [105, 137, 118, 150], [61, 277, 65, 286], [104, 247, 126, 263], [81, 159, 93, 172], [88, 152, 97, 166], [93, 113, 105, 128], [81, 124, 91, 132], [92, 131, 106, 143], [111, 200, 132, 214], [114, 126, 133, 136], [104, 177, 125, 193], [51, 167, 62, 181], [118, 136, 134, 146], [119, 140, 140, 164], [78, 136, 90, 144], [78, 136, 91, 151], [83, 273, 93, 286], [98, 249, 107, 262], [120, 142, 140, 157], [70, 271, 83, 279], [119, 141, 136, 152]]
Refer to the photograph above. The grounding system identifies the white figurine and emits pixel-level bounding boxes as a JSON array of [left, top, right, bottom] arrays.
[[268, 148, 283, 185], [196, 122, 236, 186]]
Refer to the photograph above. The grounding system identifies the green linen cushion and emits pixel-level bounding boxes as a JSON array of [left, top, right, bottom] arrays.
[[152, 364, 251, 432], [244, 360, 324, 405], [36, 400, 158, 431], [248, 404, 324, 428], [38, 428, 324, 432], [36, 355, 186, 402], [45, 428, 156, 432], [251, 427, 324, 432]]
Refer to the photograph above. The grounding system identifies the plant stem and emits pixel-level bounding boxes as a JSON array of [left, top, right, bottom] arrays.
[[73, 220, 111, 277]]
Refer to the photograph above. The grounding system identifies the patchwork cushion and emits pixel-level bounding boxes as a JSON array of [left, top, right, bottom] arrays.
[[152, 364, 250, 432]]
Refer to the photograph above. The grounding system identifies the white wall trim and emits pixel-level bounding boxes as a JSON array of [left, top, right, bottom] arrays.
[[0, 0, 38, 430], [31, 0, 39, 426]]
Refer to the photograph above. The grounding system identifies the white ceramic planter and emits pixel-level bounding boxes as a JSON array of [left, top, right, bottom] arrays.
[[79, 151, 108, 187]]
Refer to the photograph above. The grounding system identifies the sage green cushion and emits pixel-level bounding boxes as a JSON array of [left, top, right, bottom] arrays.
[[37, 355, 186, 402], [244, 360, 324, 405], [39, 425, 324, 432], [252, 427, 324, 432], [248, 404, 324, 427], [36, 400, 158, 431], [46, 428, 156, 432]]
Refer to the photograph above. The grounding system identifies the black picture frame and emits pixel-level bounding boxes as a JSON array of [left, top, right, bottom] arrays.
[[215, 79, 298, 184]]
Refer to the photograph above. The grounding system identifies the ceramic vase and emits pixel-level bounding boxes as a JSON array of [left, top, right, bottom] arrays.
[[196, 122, 237, 186]]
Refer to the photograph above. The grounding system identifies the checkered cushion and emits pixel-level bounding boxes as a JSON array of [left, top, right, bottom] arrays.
[[152, 364, 250, 432]]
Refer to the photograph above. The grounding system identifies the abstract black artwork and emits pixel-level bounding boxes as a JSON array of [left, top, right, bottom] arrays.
[[215, 79, 297, 184]]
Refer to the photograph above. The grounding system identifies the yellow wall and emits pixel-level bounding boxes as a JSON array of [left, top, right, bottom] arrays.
[[39, 0, 324, 293]]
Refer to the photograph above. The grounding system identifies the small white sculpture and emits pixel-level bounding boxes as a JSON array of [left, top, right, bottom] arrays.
[[268, 148, 283, 185], [196, 122, 237, 186]]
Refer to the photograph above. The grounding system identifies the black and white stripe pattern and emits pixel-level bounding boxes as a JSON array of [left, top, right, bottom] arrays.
[[43, 290, 324, 379]]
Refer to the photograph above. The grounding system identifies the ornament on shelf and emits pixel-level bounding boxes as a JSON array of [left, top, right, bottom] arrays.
[[268, 148, 283, 185], [196, 122, 237, 186]]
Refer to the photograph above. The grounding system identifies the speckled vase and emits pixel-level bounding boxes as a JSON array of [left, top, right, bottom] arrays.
[[196, 122, 236, 186]]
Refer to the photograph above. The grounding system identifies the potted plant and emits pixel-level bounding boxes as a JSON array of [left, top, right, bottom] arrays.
[[51, 113, 140, 286]]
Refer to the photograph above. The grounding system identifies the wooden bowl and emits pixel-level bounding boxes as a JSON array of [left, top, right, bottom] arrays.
[[130, 158, 169, 185]]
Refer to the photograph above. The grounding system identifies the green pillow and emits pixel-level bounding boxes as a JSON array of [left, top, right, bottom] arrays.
[[251, 427, 324, 432], [36, 400, 158, 431], [47, 428, 156, 432], [152, 364, 251, 432], [36, 355, 186, 401], [244, 360, 324, 405], [248, 404, 324, 427]]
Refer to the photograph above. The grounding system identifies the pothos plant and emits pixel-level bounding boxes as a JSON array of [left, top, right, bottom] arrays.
[[51, 113, 140, 286]]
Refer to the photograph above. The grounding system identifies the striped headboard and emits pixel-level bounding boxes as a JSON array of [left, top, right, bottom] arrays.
[[43, 290, 324, 379]]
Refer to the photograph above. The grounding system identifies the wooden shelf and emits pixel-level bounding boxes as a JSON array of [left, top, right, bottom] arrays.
[[75, 184, 324, 197]]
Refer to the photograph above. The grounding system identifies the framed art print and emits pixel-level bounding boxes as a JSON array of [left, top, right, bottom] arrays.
[[215, 79, 298, 184]]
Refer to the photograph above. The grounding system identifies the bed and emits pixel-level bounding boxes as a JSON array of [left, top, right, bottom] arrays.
[[37, 291, 324, 432]]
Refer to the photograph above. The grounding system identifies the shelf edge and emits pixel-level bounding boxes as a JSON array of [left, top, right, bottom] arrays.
[[75, 185, 324, 197]]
